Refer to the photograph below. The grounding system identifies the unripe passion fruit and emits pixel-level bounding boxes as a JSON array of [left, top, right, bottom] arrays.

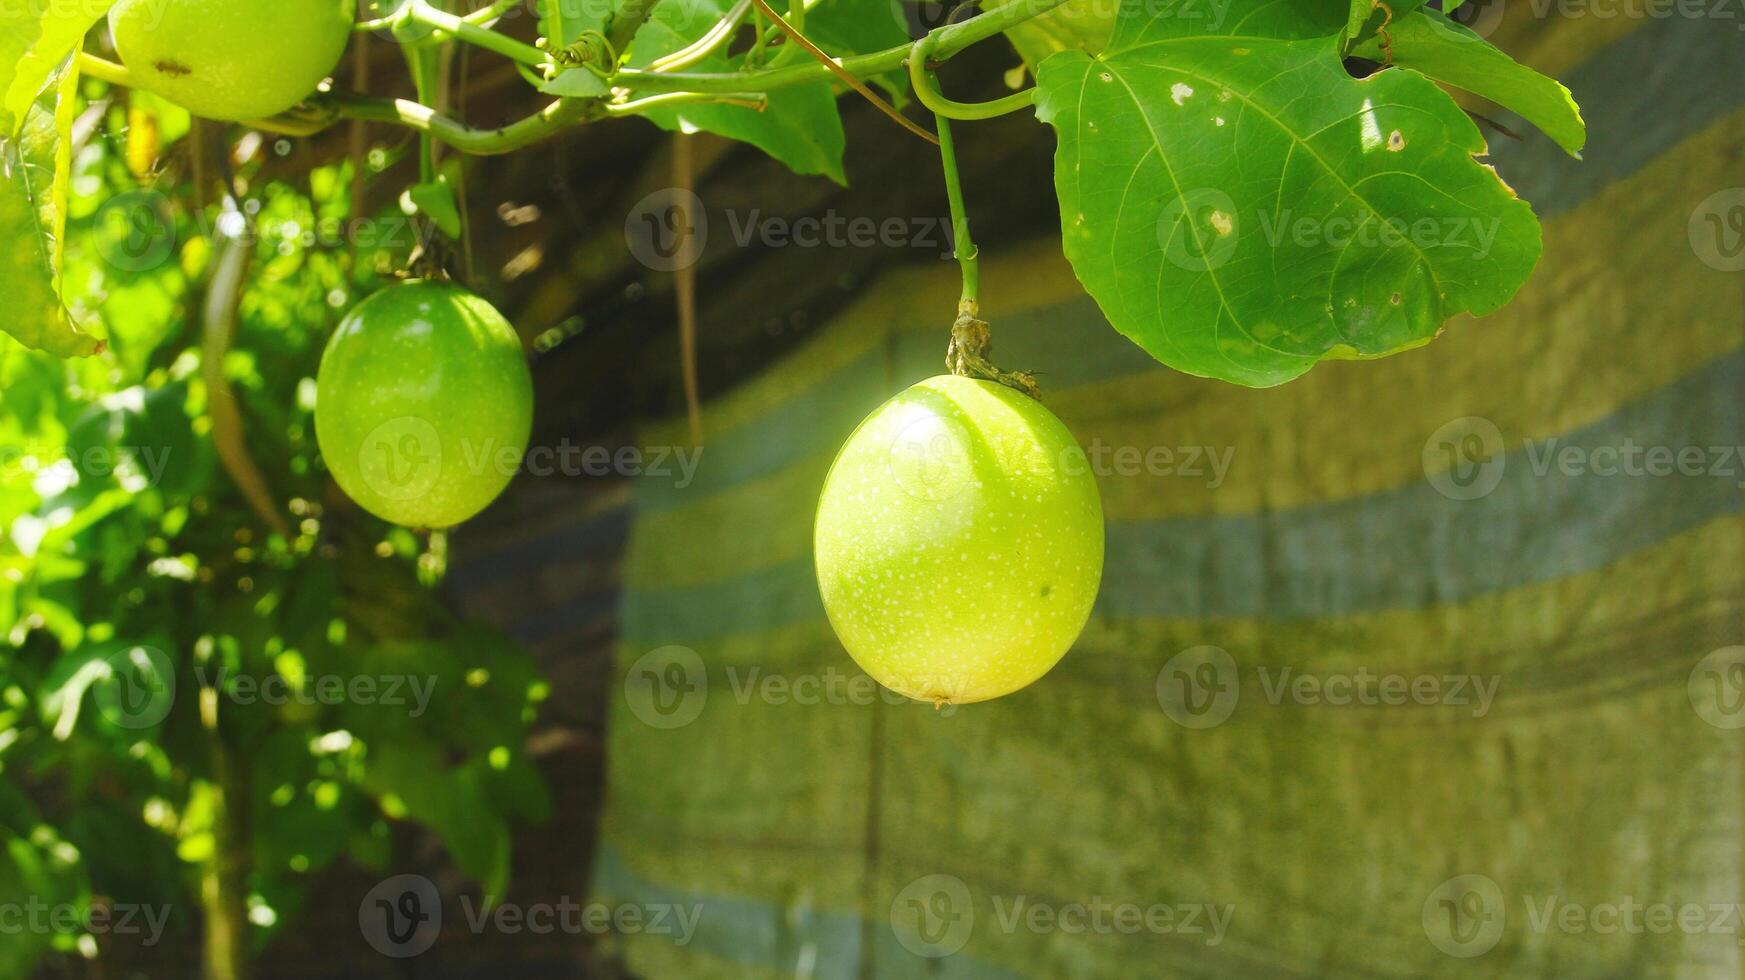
[[814, 375, 1104, 704], [108, 0, 353, 121], [315, 280, 532, 529]]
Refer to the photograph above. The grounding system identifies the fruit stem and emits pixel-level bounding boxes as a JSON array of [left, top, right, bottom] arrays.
[[933, 109, 978, 308], [915, 39, 980, 308]]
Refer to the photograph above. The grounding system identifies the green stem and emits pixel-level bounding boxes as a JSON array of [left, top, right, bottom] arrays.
[[650, 0, 750, 71], [611, 0, 1069, 94], [402, 40, 443, 183], [749, 4, 768, 64], [404, 0, 549, 67], [461, 0, 522, 27], [605, 0, 664, 55], [76, 0, 1071, 153], [908, 35, 1035, 121], [326, 93, 601, 153], [605, 90, 769, 115], [934, 109, 977, 306]]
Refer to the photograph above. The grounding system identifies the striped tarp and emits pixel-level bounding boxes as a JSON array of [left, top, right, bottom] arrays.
[[594, 8, 1745, 977]]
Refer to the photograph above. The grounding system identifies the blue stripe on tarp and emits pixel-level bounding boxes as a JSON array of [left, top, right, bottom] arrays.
[[447, 506, 632, 594], [621, 352, 1744, 641], [593, 843, 1058, 980]]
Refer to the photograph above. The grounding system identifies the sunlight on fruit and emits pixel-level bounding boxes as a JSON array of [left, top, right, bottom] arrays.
[[108, 0, 352, 121], [814, 375, 1104, 705], [314, 280, 532, 528]]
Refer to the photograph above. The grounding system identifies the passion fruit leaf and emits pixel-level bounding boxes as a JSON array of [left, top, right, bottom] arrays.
[[1351, 8, 1586, 156], [0, 72, 103, 357], [1033, 0, 1543, 386], [625, 0, 846, 183], [2, 0, 114, 135]]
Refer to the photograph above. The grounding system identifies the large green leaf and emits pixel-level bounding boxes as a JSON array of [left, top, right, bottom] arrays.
[[1033, 0, 1543, 386], [1352, 8, 1586, 156], [3, 1, 113, 135], [626, 0, 847, 183], [0, 73, 103, 357]]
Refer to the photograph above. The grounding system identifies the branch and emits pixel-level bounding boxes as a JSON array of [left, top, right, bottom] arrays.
[[611, 0, 1070, 94], [748, 0, 936, 144], [606, 0, 665, 54], [77, 0, 1070, 153], [202, 220, 293, 539]]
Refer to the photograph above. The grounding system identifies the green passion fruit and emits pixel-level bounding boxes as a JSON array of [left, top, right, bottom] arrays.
[[315, 280, 532, 528], [814, 375, 1104, 705], [108, 0, 353, 121]]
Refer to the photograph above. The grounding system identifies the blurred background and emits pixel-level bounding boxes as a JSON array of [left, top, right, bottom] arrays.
[[2, 0, 1742, 976]]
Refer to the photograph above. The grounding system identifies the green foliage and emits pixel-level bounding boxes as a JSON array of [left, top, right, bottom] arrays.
[[0, 77, 550, 976], [1351, 8, 1586, 156], [626, 0, 851, 182], [0, 0, 1584, 968], [0, 74, 103, 357], [1034, 0, 1552, 385]]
